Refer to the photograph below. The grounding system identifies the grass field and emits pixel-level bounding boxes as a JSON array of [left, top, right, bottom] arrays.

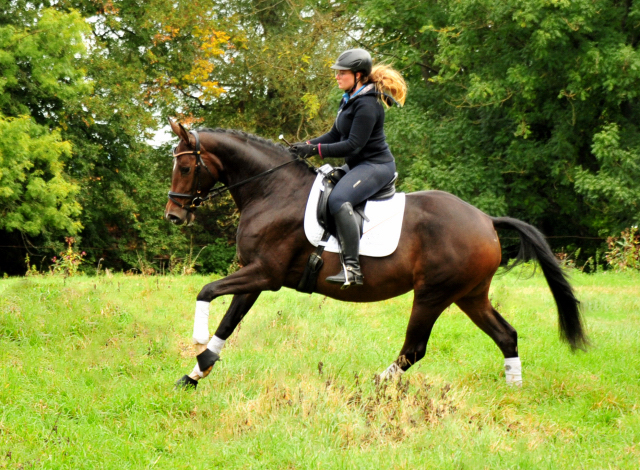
[[0, 269, 639, 469]]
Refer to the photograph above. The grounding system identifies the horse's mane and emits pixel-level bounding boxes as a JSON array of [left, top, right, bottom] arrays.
[[197, 128, 290, 156]]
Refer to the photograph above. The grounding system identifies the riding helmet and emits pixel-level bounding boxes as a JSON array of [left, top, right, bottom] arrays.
[[330, 49, 373, 76]]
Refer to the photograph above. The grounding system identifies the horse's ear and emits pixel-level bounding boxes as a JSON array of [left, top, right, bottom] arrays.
[[169, 118, 195, 146]]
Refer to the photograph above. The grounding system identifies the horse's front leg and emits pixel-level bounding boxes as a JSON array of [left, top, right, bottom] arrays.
[[176, 263, 275, 389], [181, 292, 260, 384]]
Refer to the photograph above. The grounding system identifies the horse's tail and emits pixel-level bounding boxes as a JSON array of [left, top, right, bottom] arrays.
[[491, 216, 588, 351]]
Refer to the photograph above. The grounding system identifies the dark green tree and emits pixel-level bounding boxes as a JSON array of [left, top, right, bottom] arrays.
[[360, 0, 640, 256]]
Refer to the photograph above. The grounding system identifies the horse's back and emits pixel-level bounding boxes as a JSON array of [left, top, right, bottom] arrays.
[[405, 190, 497, 239]]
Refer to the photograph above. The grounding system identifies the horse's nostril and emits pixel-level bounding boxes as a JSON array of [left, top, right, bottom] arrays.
[[165, 213, 182, 224]]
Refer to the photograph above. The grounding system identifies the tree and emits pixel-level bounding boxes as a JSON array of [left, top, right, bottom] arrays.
[[161, 0, 353, 140], [360, 0, 640, 256], [0, 8, 86, 239]]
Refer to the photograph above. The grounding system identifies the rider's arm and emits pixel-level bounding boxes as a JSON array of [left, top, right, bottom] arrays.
[[308, 123, 341, 145], [312, 100, 377, 158]]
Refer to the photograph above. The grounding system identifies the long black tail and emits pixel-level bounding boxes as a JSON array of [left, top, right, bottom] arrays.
[[491, 216, 588, 351]]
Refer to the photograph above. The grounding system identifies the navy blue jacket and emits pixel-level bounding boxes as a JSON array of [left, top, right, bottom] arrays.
[[309, 87, 394, 168]]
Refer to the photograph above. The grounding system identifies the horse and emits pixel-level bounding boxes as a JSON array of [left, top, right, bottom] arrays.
[[164, 119, 587, 389]]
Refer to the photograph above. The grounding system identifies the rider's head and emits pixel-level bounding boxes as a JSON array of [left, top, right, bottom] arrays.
[[331, 48, 372, 92], [330, 48, 407, 106]]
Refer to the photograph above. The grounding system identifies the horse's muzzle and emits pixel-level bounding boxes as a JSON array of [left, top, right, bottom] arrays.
[[164, 204, 195, 226]]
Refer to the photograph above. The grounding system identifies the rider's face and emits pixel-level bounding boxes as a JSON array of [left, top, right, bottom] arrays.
[[335, 70, 359, 92]]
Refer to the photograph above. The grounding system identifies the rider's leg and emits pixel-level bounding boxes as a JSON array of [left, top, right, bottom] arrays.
[[327, 161, 396, 216], [326, 161, 395, 288], [325, 202, 364, 288]]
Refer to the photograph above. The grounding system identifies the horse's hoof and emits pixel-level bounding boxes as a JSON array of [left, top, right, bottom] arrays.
[[197, 349, 220, 373], [175, 374, 198, 390]]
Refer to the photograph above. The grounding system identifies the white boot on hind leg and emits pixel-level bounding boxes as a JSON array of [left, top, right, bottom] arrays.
[[378, 363, 404, 382], [504, 357, 522, 386]]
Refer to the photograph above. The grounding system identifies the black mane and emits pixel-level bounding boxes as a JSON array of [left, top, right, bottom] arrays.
[[197, 128, 290, 156]]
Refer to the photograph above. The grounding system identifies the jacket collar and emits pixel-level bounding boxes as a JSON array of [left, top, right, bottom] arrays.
[[339, 84, 376, 109]]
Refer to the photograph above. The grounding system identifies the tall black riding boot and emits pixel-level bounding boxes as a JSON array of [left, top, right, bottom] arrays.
[[325, 202, 364, 289]]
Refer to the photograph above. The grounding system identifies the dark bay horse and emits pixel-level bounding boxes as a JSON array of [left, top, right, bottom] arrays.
[[164, 120, 587, 388]]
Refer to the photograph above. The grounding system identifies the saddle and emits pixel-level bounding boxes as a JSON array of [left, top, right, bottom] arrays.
[[297, 165, 397, 293], [316, 166, 398, 238]]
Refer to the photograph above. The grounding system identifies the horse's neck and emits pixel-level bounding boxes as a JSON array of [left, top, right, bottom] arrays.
[[214, 136, 313, 211]]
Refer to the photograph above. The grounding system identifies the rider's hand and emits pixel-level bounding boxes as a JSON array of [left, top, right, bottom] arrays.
[[291, 143, 319, 158]]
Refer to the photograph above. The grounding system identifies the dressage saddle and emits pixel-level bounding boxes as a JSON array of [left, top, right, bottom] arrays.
[[316, 165, 398, 238]]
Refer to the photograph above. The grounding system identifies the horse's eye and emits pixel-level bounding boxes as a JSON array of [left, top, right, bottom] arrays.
[[180, 166, 191, 175]]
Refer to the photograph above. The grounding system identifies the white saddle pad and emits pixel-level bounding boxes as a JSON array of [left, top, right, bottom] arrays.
[[303, 165, 406, 257]]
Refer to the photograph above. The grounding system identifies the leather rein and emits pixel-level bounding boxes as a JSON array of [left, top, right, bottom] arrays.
[[168, 130, 314, 212]]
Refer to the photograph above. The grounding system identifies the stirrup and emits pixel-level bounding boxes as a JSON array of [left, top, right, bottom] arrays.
[[326, 264, 364, 289]]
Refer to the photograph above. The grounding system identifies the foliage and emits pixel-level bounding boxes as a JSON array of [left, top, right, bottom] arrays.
[[169, 0, 352, 140], [51, 237, 86, 276], [23, 255, 40, 277], [605, 227, 640, 271], [575, 123, 640, 231], [0, 115, 81, 236], [0, 8, 86, 238], [198, 238, 238, 275], [361, 0, 640, 252], [0, 1, 232, 273], [0, 7, 91, 122], [0, 273, 639, 467], [4, 0, 640, 275]]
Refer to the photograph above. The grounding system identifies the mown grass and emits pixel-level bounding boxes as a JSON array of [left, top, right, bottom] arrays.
[[0, 269, 639, 469]]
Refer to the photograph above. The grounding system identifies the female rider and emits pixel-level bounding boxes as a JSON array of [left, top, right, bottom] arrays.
[[291, 48, 407, 289]]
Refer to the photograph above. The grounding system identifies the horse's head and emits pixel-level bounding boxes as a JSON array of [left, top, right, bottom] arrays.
[[164, 119, 221, 225]]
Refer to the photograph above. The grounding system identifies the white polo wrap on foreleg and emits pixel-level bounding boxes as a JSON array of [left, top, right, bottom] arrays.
[[192, 301, 210, 344], [504, 357, 522, 386]]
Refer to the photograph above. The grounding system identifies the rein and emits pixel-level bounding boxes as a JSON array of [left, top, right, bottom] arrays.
[[168, 130, 316, 211]]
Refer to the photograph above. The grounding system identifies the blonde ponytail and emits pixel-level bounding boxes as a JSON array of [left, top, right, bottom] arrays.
[[368, 64, 407, 107]]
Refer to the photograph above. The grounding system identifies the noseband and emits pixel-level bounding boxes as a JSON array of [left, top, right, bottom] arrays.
[[168, 130, 214, 212]]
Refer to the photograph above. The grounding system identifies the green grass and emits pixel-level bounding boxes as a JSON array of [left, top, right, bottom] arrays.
[[0, 270, 639, 469]]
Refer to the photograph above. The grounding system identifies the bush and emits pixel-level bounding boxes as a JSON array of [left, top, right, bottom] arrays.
[[198, 239, 237, 274], [51, 237, 85, 277], [605, 228, 640, 271]]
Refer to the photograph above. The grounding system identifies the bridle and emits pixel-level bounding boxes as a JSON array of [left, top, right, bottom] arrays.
[[168, 130, 316, 212], [168, 130, 214, 212]]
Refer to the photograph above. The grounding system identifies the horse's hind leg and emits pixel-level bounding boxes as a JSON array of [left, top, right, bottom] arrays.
[[378, 295, 450, 381], [455, 291, 521, 386]]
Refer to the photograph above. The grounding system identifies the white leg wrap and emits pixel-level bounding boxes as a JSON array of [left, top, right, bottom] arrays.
[[207, 335, 226, 355], [505, 357, 522, 386], [190, 336, 225, 379], [191, 363, 204, 378], [379, 363, 404, 381], [192, 301, 210, 344]]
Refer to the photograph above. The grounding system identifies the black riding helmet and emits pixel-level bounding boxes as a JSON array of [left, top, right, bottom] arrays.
[[330, 48, 372, 76]]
